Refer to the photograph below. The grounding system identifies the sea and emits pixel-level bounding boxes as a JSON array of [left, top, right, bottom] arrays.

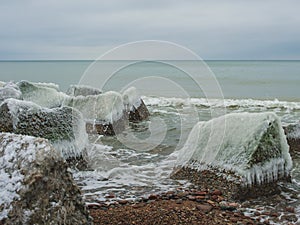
[[1, 60, 300, 223]]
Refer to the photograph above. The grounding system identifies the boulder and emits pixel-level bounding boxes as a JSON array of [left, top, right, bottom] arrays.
[[63, 91, 127, 135], [0, 133, 92, 225], [0, 99, 88, 169], [66, 84, 102, 97], [17, 80, 67, 108], [122, 87, 150, 122], [284, 123, 300, 155], [0, 82, 22, 102], [171, 112, 292, 200]]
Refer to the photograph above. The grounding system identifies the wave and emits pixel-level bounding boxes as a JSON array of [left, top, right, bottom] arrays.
[[143, 96, 300, 110]]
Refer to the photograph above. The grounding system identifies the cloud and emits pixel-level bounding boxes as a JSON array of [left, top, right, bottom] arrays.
[[0, 0, 299, 59]]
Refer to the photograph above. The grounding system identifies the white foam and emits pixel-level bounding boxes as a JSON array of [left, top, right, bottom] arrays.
[[143, 96, 300, 110], [176, 112, 292, 186]]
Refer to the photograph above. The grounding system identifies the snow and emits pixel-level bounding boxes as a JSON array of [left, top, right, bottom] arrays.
[[0, 133, 53, 220], [176, 112, 292, 186], [0, 81, 5, 87], [63, 91, 124, 123], [122, 87, 142, 110], [17, 80, 67, 108]]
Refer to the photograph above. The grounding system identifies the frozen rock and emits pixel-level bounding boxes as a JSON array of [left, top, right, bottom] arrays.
[[0, 82, 22, 102], [0, 81, 5, 87], [171, 112, 292, 200], [122, 87, 150, 122], [17, 80, 67, 108], [66, 84, 102, 97], [0, 99, 88, 169], [0, 133, 92, 225], [63, 91, 127, 135], [284, 123, 300, 155]]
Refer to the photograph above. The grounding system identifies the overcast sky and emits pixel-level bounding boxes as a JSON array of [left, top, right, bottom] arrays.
[[1, 0, 299, 60]]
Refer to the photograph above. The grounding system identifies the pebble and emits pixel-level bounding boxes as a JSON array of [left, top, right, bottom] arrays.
[[212, 189, 222, 196], [285, 206, 295, 213], [196, 204, 212, 213], [118, 199, 128, 205], [148, 194, 158, 200]]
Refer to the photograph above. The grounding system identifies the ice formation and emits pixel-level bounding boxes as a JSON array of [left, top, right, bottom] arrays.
[[63, 91, 125, 124], [0, 133, 91, 224], [122, 87, 142, 111], [0, 81, 5, 87], [0, 133, 55, 220], [0, 98, 88, 160], [285, 123, 300, 139], [176, 112, 292, 186], [66, 84, 102, 97], [17, 80, 67, 108], [0, 82, 22, 102]]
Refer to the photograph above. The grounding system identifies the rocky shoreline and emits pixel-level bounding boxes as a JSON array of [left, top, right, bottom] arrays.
[[86, 188, 298, 224]]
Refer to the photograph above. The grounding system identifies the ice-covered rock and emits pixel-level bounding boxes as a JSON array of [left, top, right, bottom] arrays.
[[0, 81, 5, 87], [17, 80, 67, 108], [0, 133, 92, 225], [66, 84, 102, 97], [284, 123, 300, 155], [63, 91, 127, 135], [0, 82, 22, 102], [171, 112, 292, 200], [122, 87, 150, 122], [0, 99, 88, 169]]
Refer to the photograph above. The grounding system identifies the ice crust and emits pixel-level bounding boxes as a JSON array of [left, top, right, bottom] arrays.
[[63, 91, 125, 123], [122, 87, 142, 111], [0, 82, 22, 102], [2, 98, 88, 160], [176, 112, 292, 186], [0, 133, 55, 220], [66, 84, 102, 97], [17, 80, 67, 108]]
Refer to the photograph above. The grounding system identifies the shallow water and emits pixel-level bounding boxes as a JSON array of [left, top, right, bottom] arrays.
[[73, 97, 300, 225]]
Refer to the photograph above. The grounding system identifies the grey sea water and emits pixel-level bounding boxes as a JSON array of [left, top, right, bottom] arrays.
[[1, 60, 300, 223]]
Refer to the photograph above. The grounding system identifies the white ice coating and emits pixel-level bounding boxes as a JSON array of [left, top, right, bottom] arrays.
[[176, 112, 293, 186], [66, 84, 102, 97], [17, 80, 67, 108], [3, 98, 88, 160], [0, 133, 55, 220], [0, 82, 22, 102], [285, 123, 300, 139], [122, 87, 142, 111], [32, 82, 60, 91], [63, 91, 125, 123], [0, 81, 5, 87]]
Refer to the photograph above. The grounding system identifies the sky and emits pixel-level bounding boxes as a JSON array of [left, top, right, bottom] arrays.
[[0, 0, 299, 60]]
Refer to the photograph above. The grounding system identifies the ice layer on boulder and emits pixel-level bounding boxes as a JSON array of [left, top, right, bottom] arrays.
[[176, 112, 292, 186]]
